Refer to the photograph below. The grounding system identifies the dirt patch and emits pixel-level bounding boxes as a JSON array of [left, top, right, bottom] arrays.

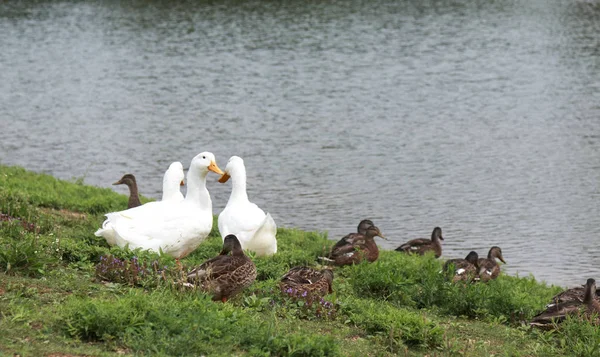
[[40, 208, 87, 220]]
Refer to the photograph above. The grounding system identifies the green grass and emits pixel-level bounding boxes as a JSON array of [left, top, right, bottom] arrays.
[[0, 164, 598, 356]]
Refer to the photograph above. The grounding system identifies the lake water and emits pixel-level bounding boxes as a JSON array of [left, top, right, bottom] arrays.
[[1, 0, 599, 288]]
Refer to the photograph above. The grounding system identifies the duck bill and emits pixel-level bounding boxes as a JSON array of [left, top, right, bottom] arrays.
[[112, 180, 122, 185], [208, 161, 224, 175], [439, 236, 444, 241], [180, 180, 185, 186], [218, 172, 231, 183], [378, 233, 388, 240], [499, 257, 506, 264]]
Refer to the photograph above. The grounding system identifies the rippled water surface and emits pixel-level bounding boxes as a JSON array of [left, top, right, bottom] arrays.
[[1, 0, 599, 287]]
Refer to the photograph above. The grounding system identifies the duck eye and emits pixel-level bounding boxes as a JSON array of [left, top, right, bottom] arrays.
[[202, 156, 206, 159]]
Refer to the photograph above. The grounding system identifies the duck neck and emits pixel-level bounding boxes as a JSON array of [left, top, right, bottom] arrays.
[[228, 168, 249, 203], [584, 285, 595, 305], [185, 169, 211, 209], [126, 183, 141, 208]]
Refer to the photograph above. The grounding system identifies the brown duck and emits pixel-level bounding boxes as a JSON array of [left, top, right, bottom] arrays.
[[395, 227, 444, 258], [186, 234, 257, 302], [323, 225, 386, 266], [530, 278, 600, 329], [443, 251, 479, 282], [475, 246, 506, 282], [280, 266, 334, 298], [113, 174, 142, 209], [545, 282, 600, 308]]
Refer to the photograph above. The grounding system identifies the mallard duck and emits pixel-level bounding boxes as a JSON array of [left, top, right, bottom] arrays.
[[186, 234, 257, 302], [217, 156, 277, 256], [545, 282, 600, 308], [443, 251, 479, 282], [95, 152, 223, 258], [113, 174, 142, 209], [323, 225, 386, 266], [475, 246, 506, 282], [395, 227, 444, 258], [530, 278, 600, 329], [280, 266, 334, 298], [161, 161, 185, 202]]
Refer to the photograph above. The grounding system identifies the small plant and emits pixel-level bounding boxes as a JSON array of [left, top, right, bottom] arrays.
[[95, 254, 155, 286]]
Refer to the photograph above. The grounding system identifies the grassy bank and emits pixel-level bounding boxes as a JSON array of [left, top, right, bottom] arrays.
[[1, 165, 599, 356]]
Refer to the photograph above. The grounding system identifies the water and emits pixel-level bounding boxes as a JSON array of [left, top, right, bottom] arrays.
[[1, 0, 599, 287]]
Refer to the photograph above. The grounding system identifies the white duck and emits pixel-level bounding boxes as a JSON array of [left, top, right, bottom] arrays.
[[162, 161, 185, 202], [218, 156, 277, 256], [95, 152, 223, 258]]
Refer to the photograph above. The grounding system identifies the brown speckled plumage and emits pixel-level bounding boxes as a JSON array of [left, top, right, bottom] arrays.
[[476, 246, 506, 282], [187, 234, 256, 302], [396, 227, 444, 258], [280, 266, 334, 298], [328, 224, 385, 266], [113, 174, 142, 209], [443, 251, 479, 282], [530, 278, 600, 329]]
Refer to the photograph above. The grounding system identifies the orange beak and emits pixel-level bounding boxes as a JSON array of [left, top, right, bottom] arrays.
[[180, 180, 185, 186], [218, 172, 231, 183], [208, 161, 224, 175]]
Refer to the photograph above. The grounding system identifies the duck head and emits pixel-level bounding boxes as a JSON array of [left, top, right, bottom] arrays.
[[431, 227, 444, 241], [190, 152, 223, 176], [365, 225, 387, 240], [221, 234, 244, 256], [164, 161, 185, 187], [113, 174, 137, 187], [218, 156, 244, 183], [465, 251, 479, 265], [357, 219, 374, 235], [488, 246, 506, 263]]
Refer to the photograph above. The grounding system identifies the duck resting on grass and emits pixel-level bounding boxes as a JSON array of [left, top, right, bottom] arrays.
[[443, 251, 479, 282], [530, 278, 600, 329], [395, 227, 444, 258], [280, 266, 334, 299], [186, 234, 257, 302], [545, 281, 600, 308], [475, 246, 506, 282], [217, 156, 277, 256], [320, 224, 386, 266], [95, 152, 223, 258]]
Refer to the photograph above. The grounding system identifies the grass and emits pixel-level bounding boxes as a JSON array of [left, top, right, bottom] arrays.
[[1, 164, 599, 356]]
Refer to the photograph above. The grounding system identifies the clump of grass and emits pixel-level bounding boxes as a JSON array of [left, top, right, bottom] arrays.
[[550, 316, 600, 357], [60, 289, 339, 356], [0, 222, 50, 276], [338, 296, 443, 351]]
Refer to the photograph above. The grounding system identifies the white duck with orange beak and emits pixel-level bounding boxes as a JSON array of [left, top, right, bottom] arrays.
[[217, 156, 277, 256], [95, 152, 223, 259]]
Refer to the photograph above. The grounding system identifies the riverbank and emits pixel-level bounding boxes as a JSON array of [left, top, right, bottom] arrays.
[[0, 165, 598, 356]]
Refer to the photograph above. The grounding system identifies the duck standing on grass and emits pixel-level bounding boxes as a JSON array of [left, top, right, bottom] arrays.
[[395, 227, 444, 258], [217, 156, 277, 256], [321, 224, 386, 266], [280, 266, 334, 298], [443, 251, 479, 282], [186, 234, 257, 302], [530, 278, 600, 329], [95, 152, 223, 258], [475, 246, 506, 282]]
